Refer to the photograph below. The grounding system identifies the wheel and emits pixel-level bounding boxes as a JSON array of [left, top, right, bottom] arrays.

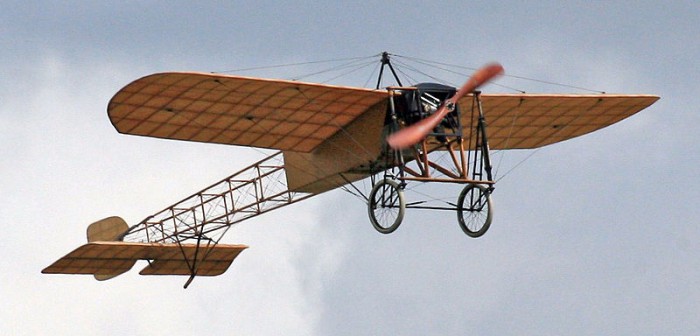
[[457, 184, 493, 238], [368, 179, 406, 234]]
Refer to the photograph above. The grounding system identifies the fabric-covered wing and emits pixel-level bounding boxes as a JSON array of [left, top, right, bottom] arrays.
[[108, 72, 388, 152], [457, 94, 659, 150], [42, 242, 248, 277]]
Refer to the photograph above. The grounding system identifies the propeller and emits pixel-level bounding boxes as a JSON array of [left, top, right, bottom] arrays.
[[386, 63, 504, 150]]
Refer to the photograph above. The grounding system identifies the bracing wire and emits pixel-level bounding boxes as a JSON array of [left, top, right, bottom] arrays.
[[216, 54, 379, 74], [362, 62, 381, 89], [292, 58, 377, 82], [219, 52, 605, 94], [391, 58, 450, 86], [393, 54, 605, 93], [494, 148, 542, 183]]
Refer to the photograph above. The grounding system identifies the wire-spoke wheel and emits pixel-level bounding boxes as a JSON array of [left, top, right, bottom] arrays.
[[457, 184, 493, 238], [368, 179, 405, 234]]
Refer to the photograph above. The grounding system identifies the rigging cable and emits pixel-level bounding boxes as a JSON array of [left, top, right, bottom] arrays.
[[393, 54, 605, 93], [216, 54, 379, 74]]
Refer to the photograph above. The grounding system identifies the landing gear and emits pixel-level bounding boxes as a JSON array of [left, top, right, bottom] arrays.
[[457, 184, 493, 238], [368, 179, 405, 234]]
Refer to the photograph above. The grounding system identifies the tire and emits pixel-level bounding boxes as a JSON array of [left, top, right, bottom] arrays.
[[368, 179, 406, 234], [457, 184, 493, 238]]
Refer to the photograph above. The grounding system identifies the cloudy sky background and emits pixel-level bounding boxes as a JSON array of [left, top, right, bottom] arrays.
[[2, 1, 699, 335]]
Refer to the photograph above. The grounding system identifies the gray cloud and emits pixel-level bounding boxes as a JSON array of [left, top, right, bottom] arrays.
[[2, 1, 698, 335]]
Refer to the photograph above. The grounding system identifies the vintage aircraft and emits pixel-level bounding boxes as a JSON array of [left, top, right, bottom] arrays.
[[43, 53, 658, 287]]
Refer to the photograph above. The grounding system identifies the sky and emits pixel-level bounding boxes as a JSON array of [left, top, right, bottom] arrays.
[[2, 1, 699, 335]]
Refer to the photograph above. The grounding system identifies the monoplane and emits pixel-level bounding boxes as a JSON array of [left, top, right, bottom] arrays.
[[43, 53, 658, 287]]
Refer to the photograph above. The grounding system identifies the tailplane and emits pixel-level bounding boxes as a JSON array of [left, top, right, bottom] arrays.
[[43, 216, 248, 287]]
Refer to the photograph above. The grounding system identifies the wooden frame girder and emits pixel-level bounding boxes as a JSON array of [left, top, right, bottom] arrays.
[[121, 151, 315, 244]]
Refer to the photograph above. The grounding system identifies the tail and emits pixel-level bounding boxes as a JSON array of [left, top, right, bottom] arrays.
[[44, 216, 248, 287]]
